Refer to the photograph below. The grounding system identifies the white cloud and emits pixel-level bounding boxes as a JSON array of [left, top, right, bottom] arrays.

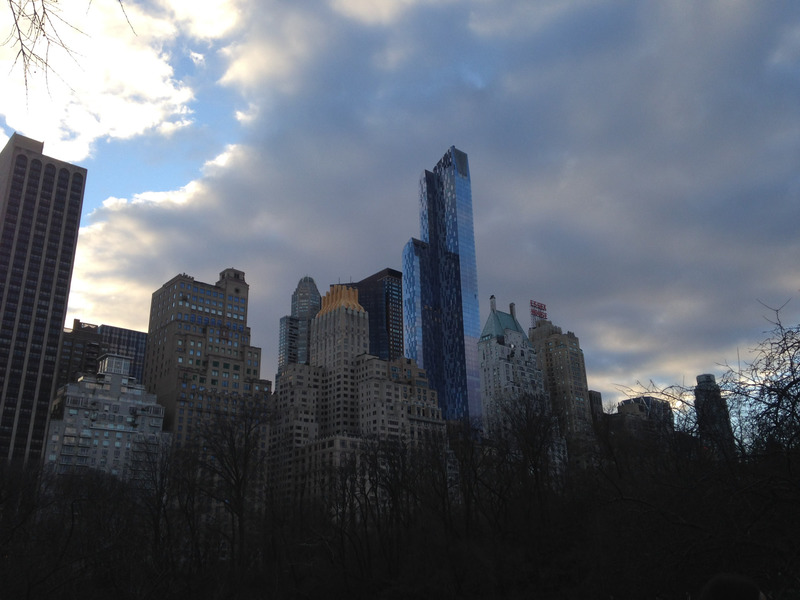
[[0, 0, 196, 161], [219, 11, 328, 93], [130, 183, 200, 206], [158, 118, 195, 136], [158, 0, 241, 39], [235, 103, 259, 123], [202, 145, 238, 173], [101, 197, 130, 209]]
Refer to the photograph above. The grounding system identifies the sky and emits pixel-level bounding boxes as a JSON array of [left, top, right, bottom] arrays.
[[2, 0, 800, 407]]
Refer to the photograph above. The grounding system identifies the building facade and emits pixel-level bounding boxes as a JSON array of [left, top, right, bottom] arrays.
[[0, 133, 86, 463], [528, 319, 592, 439], [352, 268, 404, 362], [56, 318, 148, 389], [479, 296, 548, 437], [529, 319, 597, 467], [277, 276, 321, 377], [56, 319, 103, 389], [98, 323, 148, 384], [403, 146, 481, 422], [269, 285, 443, 503], [45, 354, 167, 478], [694, 373, 736, 461], [143, 268, 270, 436]]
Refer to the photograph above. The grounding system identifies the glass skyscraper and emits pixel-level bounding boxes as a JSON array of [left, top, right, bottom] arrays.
[[403, 146, 481, 422], [353, 268, 404, 362]]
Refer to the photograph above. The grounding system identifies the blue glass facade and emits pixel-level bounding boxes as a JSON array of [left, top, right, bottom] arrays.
[[403, 147, 481, 422]]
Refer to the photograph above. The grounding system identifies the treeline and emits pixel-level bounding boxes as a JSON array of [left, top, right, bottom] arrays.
[[2, 319, 800, 599]]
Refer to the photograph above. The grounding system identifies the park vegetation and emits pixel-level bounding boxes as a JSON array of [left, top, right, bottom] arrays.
[[1, 315, 799, 599]]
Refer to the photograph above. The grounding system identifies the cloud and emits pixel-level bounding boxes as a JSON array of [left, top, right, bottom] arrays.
[[156, 0, 241, 39], [0, 0, 196, 161], [26, 0, 800, 402], [329, 0, 441, 25], [218, 7, 330, 93]]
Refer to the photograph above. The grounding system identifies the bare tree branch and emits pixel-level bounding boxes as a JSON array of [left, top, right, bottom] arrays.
[[4, 0, 133, 92]]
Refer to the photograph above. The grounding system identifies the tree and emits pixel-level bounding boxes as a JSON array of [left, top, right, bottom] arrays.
[[4, 0, 131, 87], [725, 309, 800, 463], [194, 397, 271, 574]]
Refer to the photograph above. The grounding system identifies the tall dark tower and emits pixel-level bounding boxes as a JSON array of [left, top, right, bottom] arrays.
[[694, 373, 736, 461], [528, 319, 593, 440], [403, 146, 481, 422], [353, 268, 403, 361], [0, 133, 86, 463]]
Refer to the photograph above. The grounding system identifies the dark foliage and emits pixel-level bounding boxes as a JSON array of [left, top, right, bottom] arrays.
[[2, 320, 800, 598]]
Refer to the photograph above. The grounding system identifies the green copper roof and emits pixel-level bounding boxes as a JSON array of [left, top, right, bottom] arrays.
[[480, 305, 527, 341]]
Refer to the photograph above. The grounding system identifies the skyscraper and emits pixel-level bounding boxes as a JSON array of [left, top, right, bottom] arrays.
[[143, 268, 270, 437], [277, 276, 321, 376], [528, 318, 597, 468], [403, 146, 481, 422], [479, 296, 567, 480], [528, 319, 592, 439], [0, 133, 86, 463], [694, 373, 736, 461], [479, 296, 548, 437], [269, 284, 443, 502], [353, 268, 404, 361]]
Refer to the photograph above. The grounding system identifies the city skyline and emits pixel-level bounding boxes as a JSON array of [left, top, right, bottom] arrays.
[[2, 3, 800, 404]]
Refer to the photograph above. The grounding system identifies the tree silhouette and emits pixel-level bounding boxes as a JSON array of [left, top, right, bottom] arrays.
[[4, 0, 132, 88], [194, 397, 271, 573]]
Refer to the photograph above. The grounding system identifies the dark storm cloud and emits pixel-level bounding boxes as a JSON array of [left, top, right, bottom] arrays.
[[71, 0, 800, 399]]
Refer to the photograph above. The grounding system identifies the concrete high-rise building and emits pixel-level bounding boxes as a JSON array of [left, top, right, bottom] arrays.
[[353, 268, 404, 362], [480, 297, 567, 479], [269, 284, 444, 502], [56, 319, 148, 389], [0, 133, 86, 463], [588, 389, 605, 426], [56, 319, 102, 389], [479, 296, 548, 436], [694, 373, 736, 461], [143, 268, 270, 437], [45, 354, 167, 478], [403, 146, 481, 422], [529, 319, 596, 467], [310, 285, 369, 435], [277, 276, 321, 376]]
